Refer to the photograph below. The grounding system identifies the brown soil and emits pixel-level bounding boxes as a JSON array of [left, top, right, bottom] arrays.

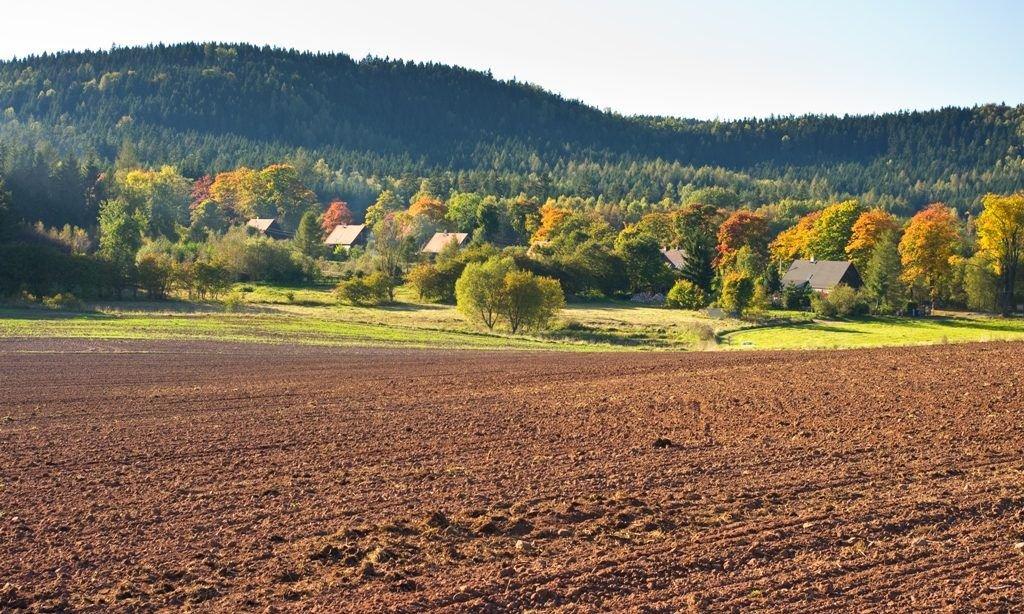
[[1, 338, 1023, 612]]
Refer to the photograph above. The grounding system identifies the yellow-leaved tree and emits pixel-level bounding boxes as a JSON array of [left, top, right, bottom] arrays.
[[976, 192, 1024, 315]]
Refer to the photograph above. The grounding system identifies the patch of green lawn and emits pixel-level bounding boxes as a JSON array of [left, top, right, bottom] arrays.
[[720, 315, 1024, 350]]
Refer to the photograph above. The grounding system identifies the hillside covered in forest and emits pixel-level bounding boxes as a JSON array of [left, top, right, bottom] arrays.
[[1, 42, 1023, 226]]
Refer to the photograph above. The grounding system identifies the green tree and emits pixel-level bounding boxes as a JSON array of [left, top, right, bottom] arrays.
[[806, 200, 862, 261], [665, 279, 708, 309], [500, 270, 565, 333], [98, 197, 144, 293], [292, 210, 324, 258], [863, 230, 904, 313], [455, 257, 513, 330], [962, 252, 999, 313], [674, 203, 718, 292], [446, 191, 483, 232], [615, 232, 674, 293]]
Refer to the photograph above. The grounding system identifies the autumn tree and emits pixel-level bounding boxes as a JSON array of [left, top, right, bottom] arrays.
[[259, 164, 318, 227], [632, 212, 677, 247], [975, 192, 1024, 314], [320, 200, 353, 233], [898, 204, 962, 307], [770, 211, 821, 265], [806, 200, 862, 261], [846, 208, 900, 272], [716, 210, 769, 268], [530, 201, 570, 244], [210, 167, 262, 219]]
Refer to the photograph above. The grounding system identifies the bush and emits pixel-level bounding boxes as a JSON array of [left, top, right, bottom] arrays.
[[222, 292, 245, 312], [781, 282, 812, 310], [335, 272, 390, 306], [455, 256, 565, 332], [41, 292, 84, 311], [811, 284, 869, 319], [718, 271, 755, 315], [665, 279, 708, 309]]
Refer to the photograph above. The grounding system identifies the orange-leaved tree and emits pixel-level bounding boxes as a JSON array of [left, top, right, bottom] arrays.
[[770, 210, 821, 265], [321, 200, 353, 233], [530, 201, 570, 244], [898, 203, 961, 307], [846, 208, 900, 272], [716, 209, 769, 268]]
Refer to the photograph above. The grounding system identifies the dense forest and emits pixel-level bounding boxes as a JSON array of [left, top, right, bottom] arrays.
[[1, 42, 1023, 231]]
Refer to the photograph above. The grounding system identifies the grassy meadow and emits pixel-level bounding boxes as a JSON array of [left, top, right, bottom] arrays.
[[2, 282, 1023, 352]]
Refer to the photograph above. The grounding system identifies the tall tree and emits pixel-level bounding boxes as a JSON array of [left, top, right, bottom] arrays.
[[898, 204, 961, 307], [846, 208, 900, 272], [674, 203, 718, 291], [806, 200, 862, 261], [863, 230, 904, 313], [975, 192, 1024, 315], [716, 210, 769, 267], [320, 200, 353, 233], [293, 210, 324, 259]]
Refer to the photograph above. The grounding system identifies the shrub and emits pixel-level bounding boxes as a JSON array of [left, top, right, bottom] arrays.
[[781, 282, 812, 310], [501, 270, 565, 333], [718, 271, 755, 315], [455, 257, 565, 332], [41, 292, 84, 311], [811, 284, 868, 319], [222, 292, 245, 312], [665, 279, 708, 309], [455, 257, 514, 329], [335, 272, 390, 306]]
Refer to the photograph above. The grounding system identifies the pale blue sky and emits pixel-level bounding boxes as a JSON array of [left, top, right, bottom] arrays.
[[2, 0, 1021, 119]]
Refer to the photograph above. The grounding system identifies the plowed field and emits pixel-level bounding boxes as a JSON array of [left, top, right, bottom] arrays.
[[2, 338, 1023, 611]]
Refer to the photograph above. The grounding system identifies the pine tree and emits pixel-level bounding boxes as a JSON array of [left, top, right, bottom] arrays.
[[292, 210, 323, 259], [864, 231, 904, 313]]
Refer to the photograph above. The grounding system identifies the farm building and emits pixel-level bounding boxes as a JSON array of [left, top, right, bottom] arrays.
[[421, 232, 469, 255], [246, 218, 290, 239], [324, 224, 367, 250], [660, 248, 688, 270], [782, 259, 862, 293]]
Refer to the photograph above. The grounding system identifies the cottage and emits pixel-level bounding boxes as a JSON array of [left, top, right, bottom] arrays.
[[782, 259, 862, 293], [421, 232, 469, 255], [246, 218, 290, 239], [324, 224, 367, 250], [660, 248, 688, 270]]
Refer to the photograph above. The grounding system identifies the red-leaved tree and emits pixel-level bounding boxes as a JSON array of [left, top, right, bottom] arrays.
[[321, 200, 353, 233]]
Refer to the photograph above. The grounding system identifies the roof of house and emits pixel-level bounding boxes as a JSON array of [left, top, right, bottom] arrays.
[[421, 232, 469, 254], [246, 218, 278, 232], [660, 248, 688, 270], [782, 259, 860, 290], [324, 224, 366, 246]]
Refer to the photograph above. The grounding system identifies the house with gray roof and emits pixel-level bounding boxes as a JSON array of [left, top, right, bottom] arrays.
[[246, 218, 290, 239], [782, 259, 862, 293], [324, 224, 367, 250]]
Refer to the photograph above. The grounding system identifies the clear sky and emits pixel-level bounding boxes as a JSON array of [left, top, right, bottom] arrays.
[[2, 0, 1022, 119]]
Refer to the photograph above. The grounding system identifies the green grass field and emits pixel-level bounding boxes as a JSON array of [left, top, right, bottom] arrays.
[[3, 282, 1023, 352]]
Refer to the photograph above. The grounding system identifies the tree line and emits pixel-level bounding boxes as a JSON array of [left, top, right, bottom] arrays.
[[1, 43, 1023, 228]]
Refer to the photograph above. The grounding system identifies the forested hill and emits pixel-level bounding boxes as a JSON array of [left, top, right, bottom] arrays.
[[1, 43, 1023, 216]]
